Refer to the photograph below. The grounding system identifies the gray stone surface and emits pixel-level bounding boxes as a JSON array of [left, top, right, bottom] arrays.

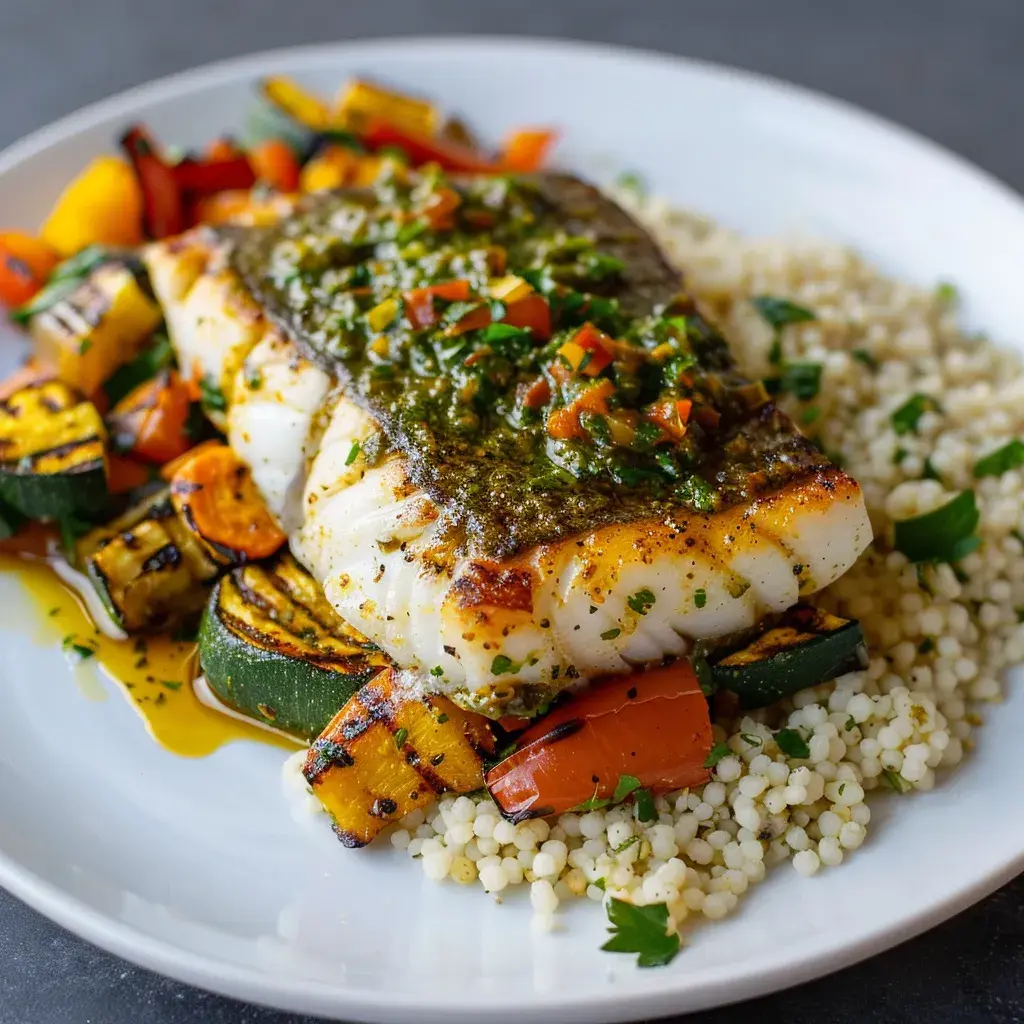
[[1, 1, 1023, 1021]]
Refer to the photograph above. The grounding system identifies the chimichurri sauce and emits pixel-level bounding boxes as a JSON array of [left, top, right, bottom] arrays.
[[230, 169, 826, 557]]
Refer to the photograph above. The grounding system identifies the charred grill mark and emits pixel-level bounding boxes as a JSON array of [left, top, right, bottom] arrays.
[[141, 544, 181, 573], [452, 562, 535, 614]]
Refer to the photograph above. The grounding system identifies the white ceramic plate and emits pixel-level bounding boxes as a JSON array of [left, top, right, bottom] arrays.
[[1, 37, 1022, 1024]]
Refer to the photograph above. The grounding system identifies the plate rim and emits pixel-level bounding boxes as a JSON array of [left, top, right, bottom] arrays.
[[2, 34, 1023, 1022]]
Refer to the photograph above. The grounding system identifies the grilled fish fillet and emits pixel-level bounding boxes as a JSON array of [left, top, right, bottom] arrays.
[[146, 230, 330, 532], [292, 396, 871, 715], [147, 199, 872, 718]]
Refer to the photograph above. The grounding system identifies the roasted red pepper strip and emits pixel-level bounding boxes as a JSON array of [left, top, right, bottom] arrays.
[[361, 120, 499, 173], [486, 661, 712, 820], [403, 279, 473, 329], [174, 154, 256, 194], [120, 126, 185, 239]]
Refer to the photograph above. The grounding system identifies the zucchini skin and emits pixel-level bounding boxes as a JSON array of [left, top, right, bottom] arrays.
[[711, 606, 865, 709], [0, 380, 108, 521], [199, 558, 392, 741]]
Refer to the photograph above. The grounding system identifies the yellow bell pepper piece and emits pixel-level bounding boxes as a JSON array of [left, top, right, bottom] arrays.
[[299, 146, 358, 192], [488, 275, 532, 304], [262, 76, 334, 131], [366, 298, 400, 334], [335, 79, 439, 137], [40, 157, 143, 256]]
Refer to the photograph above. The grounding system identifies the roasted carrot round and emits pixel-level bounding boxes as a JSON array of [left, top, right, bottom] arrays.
[[249, 139, 301, 192], [0, 232, 60, 308], [170, 443, 286, 561], [485, 661, 712, 821], [110, 370, 193, 465], [500, 128, 558, 173]]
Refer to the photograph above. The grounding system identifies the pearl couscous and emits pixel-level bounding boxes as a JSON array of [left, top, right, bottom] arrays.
[[286, 192, 1024, 942]]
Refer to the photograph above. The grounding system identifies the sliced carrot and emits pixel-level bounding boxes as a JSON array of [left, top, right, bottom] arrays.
[[0, 232, 61, 308], [158, 439, 221, 482], [169, 443, 285, 561], [249, 139, 301, 192], [109, 370, 193, 464], [403, 279, 473, 329], [500, 128, 558, 172], [486, 661, 712, 820]]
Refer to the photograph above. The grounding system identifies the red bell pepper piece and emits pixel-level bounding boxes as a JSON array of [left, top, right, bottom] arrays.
[[362, 121, 499, 173], [486, 661, 712, 820], [120, 125, 185, 239], [403, 279, 473, 329], [173, 154, 256, 194]]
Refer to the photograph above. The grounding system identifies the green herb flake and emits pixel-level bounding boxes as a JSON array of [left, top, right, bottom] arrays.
[[594, 876, 607, 891], [704, 742, 731, 768], [627, 588, 656, 616], [62, 635, 96, 660], [893, 447, 909, 466], [891, 393, 940, 436], [922, 458, 942, 481], [159, 679, 182, 691], [918, 637, 936, 655], [882, 768, 910, 793], [751, 296, 817, 331], [852, 348, 879, 371], [692, 654, 715, 697], [601, 899, 680, 968], [893, 490, 981, 564], [693, 588, 707, 609], [801, 404, 822, 426], [436, 712, 449, 725], [78, 339, 93, 356], [780, 361, 823, 401], [490, 654, 517, 675], [345, 440, 361, 466], [48, 606, 61, 617], [740, 732, 763, 749], [429, 665, 444, 677], [973, 439, 1024, 479], [844, 716, 857, 733], [935, 281, 958, 305], [600, 627, 622, 640], [614, 170, 646, 197], [394, 727, 409, 749], [612, 774, 642, 804], [634, 788, 657, 823], [775, 728, 811, 760], [199, 375, 228, 413]]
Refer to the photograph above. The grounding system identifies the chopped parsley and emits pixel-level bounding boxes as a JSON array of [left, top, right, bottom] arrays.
[[922, 457, 942, 481], [704, 742, 731, 768], [61, 635, 96, 660], [891, 393, 940, 436], [78, 339, 93, 355], [775, 728, 810, 760], [893, 490, 981, 564], [245, 366, 264, 390], [935, 281, 958, 305], [693, 588, 707, 609], [490, 654, 517, 675], [882, 768, 910, 793], [801, 404, 822, 426], [429, 665, 444, 677], [602, 898, 680, 968], [345, 440, 361, 466], [918, 637, 936, 655], [852, 348, 879, 371], [973, 439, 1024, 479], [692, 654, 715, 696], [751, 296, 817, 332], [634, 788, 657, 823], [627, 588, 656, 615], [600, 627, 622, 641], [159, 679, 182, 691], [612, 774, 642, 803], [199, 375, 228, 413], [394, 727, 409, 748]]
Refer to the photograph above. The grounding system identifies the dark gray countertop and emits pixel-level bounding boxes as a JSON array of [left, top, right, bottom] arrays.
[[2, 2, 1023, 1021]]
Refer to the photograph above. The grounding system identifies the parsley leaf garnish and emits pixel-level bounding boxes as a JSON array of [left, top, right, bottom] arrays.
[[751, 296, 817, 332], [199, 375, 228, 413], [600, 627, 621, 640], [602, 899, 681, 968], [704, 742, 731, 768], [893, 490, 981, 564], [490, 654, 517, 675], [852, 348, 879, 371], [891, 393, 940, 436], [973, 439, 1024, 479], [775, 728, 811, 759], [693, 588, 707, 609], [345, 440, 361, 466], [612, 774, 642, 803]]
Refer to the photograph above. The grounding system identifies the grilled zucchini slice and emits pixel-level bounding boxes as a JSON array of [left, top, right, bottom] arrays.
[[76, 488, 221, 633], [29, 262, 162, 395], [0, 379, 108, 521], [198, 553, 393, 740], [303, 669, 496, 847], [711, 605, 866, 708]]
